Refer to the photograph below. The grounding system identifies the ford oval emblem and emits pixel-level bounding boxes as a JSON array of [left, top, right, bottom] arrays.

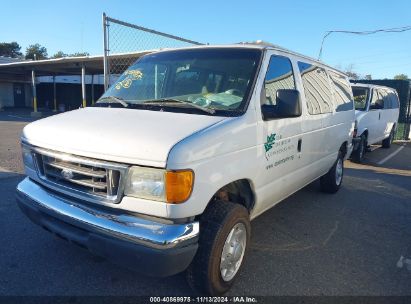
[[61, 169, 74, 179]]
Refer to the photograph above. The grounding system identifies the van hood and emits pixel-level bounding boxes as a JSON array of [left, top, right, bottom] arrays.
[[22, 107, 227, 167]]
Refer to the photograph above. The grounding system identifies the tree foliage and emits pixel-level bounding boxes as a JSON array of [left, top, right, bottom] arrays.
[[52, 51, 90, 58], [394, 74, 409, 80], [0, 42, 23, 58], [52, 51, 68, 58], [345, 71, 359, 80], [70, 52, 90, 57], [25, 43, 48, 60]]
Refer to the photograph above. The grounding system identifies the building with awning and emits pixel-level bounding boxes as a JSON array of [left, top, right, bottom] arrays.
[[0, 51, 151, 115]]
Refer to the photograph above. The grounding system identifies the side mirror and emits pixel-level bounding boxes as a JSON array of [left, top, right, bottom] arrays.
[[261, 89, 301, 120]]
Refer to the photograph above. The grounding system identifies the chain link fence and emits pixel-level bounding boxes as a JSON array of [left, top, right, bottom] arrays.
[[103, 13, 203, 90]]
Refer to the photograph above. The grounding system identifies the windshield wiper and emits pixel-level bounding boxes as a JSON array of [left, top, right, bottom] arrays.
[[143, 98, 215, 114], [98, 96, 129, 108]]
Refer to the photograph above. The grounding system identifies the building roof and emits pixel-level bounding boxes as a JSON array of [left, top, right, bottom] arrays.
[[0, 50, 153, 80]]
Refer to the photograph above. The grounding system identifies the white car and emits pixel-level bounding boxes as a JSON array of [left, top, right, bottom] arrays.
[[17, 43, 355, 295], [351, 83, 400, 162]]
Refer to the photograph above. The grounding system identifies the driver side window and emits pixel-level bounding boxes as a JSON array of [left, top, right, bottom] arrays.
[[264, 55, 295, 105]]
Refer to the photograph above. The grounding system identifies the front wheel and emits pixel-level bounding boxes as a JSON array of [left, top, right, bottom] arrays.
[[186, 201, 250, 295], [352, 135, 366, 163], [320, 151, 344, 193]]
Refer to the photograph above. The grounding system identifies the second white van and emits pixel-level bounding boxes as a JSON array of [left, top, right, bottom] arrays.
[[351, 83, 400, 162]]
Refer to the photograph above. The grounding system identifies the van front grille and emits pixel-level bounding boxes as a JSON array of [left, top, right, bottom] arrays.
[[31, 147, 128, 204]]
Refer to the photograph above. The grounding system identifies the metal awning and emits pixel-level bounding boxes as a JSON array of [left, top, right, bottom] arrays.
[[0, 50, 154, 113], [0, 50, 153, 77]]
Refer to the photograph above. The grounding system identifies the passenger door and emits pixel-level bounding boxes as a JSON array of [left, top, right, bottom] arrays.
[[253, 53, 303, 216], [367, 89, 383, 144], [297, 62, 335, 179]]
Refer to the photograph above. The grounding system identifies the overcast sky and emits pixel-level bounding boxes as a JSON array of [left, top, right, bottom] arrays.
[[1, 0, 410, 79]]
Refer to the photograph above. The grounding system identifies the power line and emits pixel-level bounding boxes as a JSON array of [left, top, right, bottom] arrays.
[[318, 25, 411, 60]]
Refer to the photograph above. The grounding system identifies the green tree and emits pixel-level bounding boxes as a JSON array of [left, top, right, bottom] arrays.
[[25, 43, 48, 60], [394, 74, 409, 80], [344, 64, 359, 80], [70, 52, 90, 57], [52, 51, 68, 58], [346, 71, 359, 80], [0, 42, 23, 58]]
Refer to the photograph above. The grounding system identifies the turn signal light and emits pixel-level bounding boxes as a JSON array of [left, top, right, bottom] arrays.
[[165, 170, 194, 203]]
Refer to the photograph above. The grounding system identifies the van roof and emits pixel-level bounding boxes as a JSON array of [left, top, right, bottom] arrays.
[[351, 83, 397, 91], [153, 41, 347, 76]]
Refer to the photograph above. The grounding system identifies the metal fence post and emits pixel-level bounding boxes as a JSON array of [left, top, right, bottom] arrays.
[[81, 64, 86, 107], [103, 13, 109, 91]]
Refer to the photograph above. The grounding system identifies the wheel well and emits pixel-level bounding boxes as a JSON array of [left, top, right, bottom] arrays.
[[212, 179, 255, 213], [340, 142, 348, 158]]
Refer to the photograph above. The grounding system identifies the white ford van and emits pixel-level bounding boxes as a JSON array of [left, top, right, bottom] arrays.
[[17, 43, 355, 295], [351, 83, 400, 162]]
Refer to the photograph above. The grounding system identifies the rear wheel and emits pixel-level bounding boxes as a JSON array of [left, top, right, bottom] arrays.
[[320, 151, 344, 193], [352, 135, 366, 163], [382, 127, 395, 148], [186, 200, 250, 295]]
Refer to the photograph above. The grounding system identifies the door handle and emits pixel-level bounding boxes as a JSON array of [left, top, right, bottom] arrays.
[[297, 139, 302, 152], [379, 112, 381, 120]]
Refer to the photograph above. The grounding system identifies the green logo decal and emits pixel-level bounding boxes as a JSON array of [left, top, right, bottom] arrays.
[[264, 133, 276, 152]]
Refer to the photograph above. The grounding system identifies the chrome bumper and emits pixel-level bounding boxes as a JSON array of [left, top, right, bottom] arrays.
[[16, 178, 199, 250]]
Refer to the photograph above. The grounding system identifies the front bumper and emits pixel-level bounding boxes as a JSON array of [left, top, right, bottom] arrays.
[[16, 178, 199, 277]]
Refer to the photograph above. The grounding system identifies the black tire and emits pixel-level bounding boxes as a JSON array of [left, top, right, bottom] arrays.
[[382, 127, 395, 148], [352, 135, 366, 163], [186, 200, 250, 295], [320, 151, 344, 193]]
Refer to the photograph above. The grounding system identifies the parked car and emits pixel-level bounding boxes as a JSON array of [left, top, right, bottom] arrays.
[[351, 83, 400, 162], [16, 42, 355, 295]]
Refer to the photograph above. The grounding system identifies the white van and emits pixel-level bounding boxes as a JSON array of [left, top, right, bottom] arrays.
[[17, 43, 355, 295], [351, 83, 400, 162]]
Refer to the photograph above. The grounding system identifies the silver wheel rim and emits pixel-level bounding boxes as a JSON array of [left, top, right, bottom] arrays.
[[220, 222, 247, 282], [335, 158, 343, 185]]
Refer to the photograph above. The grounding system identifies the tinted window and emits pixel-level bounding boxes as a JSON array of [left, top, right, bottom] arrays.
[[263, 55, 295, 105], [380, 89, 391, 109], [328, 70, 354, 112], [381, 89, 399, 109], [389, 90, 400, 108], [298, 62, 333, 114], [369, 89, 384, 110], [352, 87, 369, 111]]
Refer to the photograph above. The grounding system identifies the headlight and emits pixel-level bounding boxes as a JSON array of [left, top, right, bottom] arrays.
[[22, 145, 35, 170], [124, 166, 193, 203]]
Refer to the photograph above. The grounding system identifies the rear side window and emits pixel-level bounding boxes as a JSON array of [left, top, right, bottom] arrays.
[[298, 61, 333, 114], [380, 89, 391, 109], [327, 70, 353, 111], [264, 55, 295, 105], [390, 91, 400, 108], [382, 89, 399, 109]]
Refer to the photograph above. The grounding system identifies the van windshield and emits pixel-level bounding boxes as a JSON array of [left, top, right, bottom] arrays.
[[352, 87, 370, 111], [97, 48, 262, 116]]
